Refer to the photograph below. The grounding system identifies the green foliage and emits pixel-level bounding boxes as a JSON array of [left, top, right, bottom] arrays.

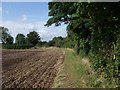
[[0, 27, 41, 49], [15, 34, 26, 44], [6, 35, 13, 44], [36, 41, 48, 47], [46, 2, 120, 87], [45, 36, 72, 48], [26, 31, 41, 46], [2, 44, 34, 49], [0, 26, 14, 44], [0, 26, 42, 49], [48, 40, 55, 46]]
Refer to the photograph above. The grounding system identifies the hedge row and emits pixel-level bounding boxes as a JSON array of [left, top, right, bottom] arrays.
[[2, 44, 34, 49]]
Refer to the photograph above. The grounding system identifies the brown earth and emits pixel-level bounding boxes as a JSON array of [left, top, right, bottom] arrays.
[[2, 49, 64, 88]]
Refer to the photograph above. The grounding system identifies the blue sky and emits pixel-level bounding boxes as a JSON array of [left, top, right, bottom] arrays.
[[2, 2, 67, 41]]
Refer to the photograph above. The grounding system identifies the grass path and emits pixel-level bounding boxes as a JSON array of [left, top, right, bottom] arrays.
[[53, 48, 115, 88], [53, 49, 94, 88], [62, 49, 93, 88]]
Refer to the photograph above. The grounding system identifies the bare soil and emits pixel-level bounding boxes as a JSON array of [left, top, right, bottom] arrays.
[[2, 49, 64, 88]]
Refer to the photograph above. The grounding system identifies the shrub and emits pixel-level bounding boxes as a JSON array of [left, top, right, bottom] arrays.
[[2, 44, 34, 49]]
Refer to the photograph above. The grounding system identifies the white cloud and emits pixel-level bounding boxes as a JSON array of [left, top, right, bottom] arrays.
[[2, 20, 67, 41], [2, 21, 34, 39], [21, 14, 28, 21]]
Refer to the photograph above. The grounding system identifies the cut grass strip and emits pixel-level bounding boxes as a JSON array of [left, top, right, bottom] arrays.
[[53, 48, 117, 88], [63, 49, 89, 88]]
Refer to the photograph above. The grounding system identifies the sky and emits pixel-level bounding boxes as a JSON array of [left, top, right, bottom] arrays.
[[1, 2, 67, 42]]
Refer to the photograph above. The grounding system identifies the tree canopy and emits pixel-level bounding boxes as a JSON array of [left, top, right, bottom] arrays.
[[0, 26, 13, 44], [26, 31, 41, 46], [15, 34, 26, 44], [45, 2, 120, 86]]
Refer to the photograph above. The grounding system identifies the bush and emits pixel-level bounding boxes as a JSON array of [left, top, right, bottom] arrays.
[[36, 41, 48, 47], [2, 44, 34, 49]]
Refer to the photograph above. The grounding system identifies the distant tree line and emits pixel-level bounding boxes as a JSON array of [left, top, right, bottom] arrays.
[[0, 26, 41, 49], [38, 36, 68, 47], [36, 36, 72, 48], [0, 26, 69, 49]]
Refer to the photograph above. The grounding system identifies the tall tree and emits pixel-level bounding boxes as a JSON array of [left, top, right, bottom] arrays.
[[26, 31, 41, 46], [15, 34, 26, 44], [0, 26, 13, 44], [6, 35, 13, 44], [45, 2, 120, 84]]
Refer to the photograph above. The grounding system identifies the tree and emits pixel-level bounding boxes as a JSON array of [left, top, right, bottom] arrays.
[[48, 40, 55, 46], [37, 41, 48, 47], [45, 2, 120, 53], [26, 31, 41, 46], [45, 2, 120, 85], [46, 36, 66, 47], [52, 36, 64, 47], [0, 26, 13, 44], [6, 35, 13, 44], [15, 34, 26, 44]]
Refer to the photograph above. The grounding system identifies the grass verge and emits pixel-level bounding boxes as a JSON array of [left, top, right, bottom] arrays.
[[53, 48, 116, 88]]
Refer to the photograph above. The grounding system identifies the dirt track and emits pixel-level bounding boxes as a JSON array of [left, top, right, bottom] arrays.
[[2, 49, 64, 88]]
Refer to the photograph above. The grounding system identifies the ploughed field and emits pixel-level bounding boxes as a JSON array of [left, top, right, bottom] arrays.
[[2, 49, 64, 88]]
